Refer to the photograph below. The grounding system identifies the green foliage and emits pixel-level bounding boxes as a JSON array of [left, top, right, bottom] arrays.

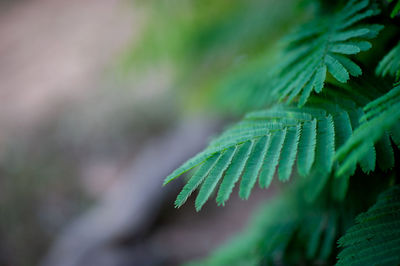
[[376, 41, 400, 80], [169, 105, 339, 209], [337, 185, 400, 266], [335, 84, 400, 176], [151, 0, 400, 264], [271, 0, 382, 106], [167, 77, 398, 209], [188, 185, 342, 266], [187, 172, 390, 266], [125, 0, 302, 111], [212, 0, 384, 112]]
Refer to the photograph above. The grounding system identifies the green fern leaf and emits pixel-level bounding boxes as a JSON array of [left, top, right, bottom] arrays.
[[329, 44, 361, 54], [316, 115, 336, 172], [297, 119, 317, 177], [337, 186, 400, 266], [325, 55, 350, 83], [335, 84, 400, 176], [258, 128, 287, 188], [332, 111, 355, 198], [376, 41, 400, 80], [164, 151, 218, 186], [195, 147, 237, 211], [239, 135, 271, 200], [333, 54, 362, 77], [216, 141, 253, 206], [273, 0, 381, 106], [168, 101, 359, 207], [174, 154, 221, 208], [333, 112, 353, 156], [347, 108, 376, 173], [278, 125, 301, 181], [305, 115, 335, 201], [168, 76, 400, 208]]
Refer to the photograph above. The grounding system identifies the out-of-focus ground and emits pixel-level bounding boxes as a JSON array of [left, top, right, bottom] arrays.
[[0, 1, 272, 265], [0, 0, 137, 135]]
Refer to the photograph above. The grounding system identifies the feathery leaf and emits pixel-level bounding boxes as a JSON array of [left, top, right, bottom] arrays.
[[335, 84, 400, 176], [297, 119, 317, 177], [175, 154, 221, 208], [239, 135, 271, 200], [195, 147, 237, 211], [272, 0, 381, 106], [278, 125, 301, 181], [216, 141, 253, 206], [168, 99, 365, 207], [376, 41, 400, 81], [337, 186, 400, 266]]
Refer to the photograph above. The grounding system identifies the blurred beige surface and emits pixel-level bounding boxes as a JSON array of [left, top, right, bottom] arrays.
[[0, 1, 146, 265], [0, 0, 137, 138]]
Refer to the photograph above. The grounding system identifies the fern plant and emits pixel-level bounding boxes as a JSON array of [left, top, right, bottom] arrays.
[[148, 0, 400, 264]]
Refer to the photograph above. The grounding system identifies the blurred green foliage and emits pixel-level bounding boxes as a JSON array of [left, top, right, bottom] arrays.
[[124, 0, 314, 113]]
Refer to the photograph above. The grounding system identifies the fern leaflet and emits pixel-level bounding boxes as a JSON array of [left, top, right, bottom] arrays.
[[167, 99, 374, 209], [337, 185, 400, 266], [271, 0, 382, 106], [376, 41, 400, 80], [335, 84, 400, 176]]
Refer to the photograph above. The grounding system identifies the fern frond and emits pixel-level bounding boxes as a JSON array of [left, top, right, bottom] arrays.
[[335, 84, 400, 176], [273, 0, 381, 106], [168, 76, 398, 209], [167, 100, 366, 209], [337, 185, 400, 266], [376, 41, 400, 80]]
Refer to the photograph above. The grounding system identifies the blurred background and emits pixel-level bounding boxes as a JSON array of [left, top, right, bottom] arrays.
[[0, 0, 310, 265]]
